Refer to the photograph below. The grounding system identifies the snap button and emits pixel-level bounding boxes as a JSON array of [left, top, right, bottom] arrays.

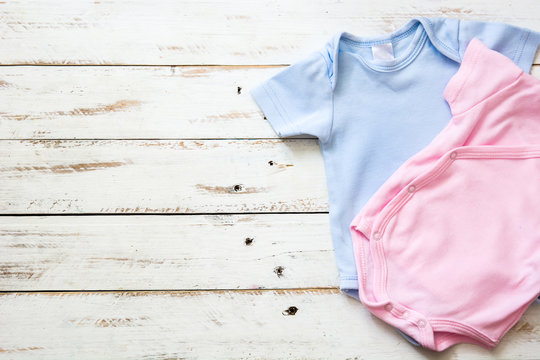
[[407, 185, 416, 193], [418, 320, 426, 328], [450, 151, 457, 160], [384, 304, 393, 312], [373, 232, 381, 241]]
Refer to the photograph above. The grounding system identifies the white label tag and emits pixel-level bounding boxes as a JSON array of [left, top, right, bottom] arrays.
[[371, 43, 394, 61]]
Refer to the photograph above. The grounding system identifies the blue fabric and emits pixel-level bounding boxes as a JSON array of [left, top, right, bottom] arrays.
[[250, 17, 540, 294]]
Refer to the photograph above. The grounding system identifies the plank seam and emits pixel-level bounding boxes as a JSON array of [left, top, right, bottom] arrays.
[[0, 288, 340, 294]]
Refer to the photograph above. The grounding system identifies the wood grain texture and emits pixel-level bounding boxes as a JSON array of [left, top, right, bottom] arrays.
[[0, 0, 538, 65], [0, 66, 538, 140], [0, 290, 538, 359], [0, 65, 282, 139], [0, 214, 336, 290], [0, 139, 327, 214]]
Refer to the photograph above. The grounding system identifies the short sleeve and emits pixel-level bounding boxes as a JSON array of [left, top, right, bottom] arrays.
[[457, 19, 540, 73], [444, 38, 523, 114], [249, 49, 334, 143]]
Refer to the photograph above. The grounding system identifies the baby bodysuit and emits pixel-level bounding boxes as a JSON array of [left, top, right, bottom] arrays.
[[249, 17, 540, 295], [349, 37, 540, 351]]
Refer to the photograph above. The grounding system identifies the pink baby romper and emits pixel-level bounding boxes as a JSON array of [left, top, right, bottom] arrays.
[[349, 38, 540, 351]]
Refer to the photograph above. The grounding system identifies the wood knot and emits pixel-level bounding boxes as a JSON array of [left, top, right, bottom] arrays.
[[233, 184, 243, 192], [282, 306, 298, 316], [244, 237, 254, 246], [273, 266, 284, 277]]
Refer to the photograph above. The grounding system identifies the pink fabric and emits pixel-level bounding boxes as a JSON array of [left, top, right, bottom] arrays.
[[349, 38, 540, 351]]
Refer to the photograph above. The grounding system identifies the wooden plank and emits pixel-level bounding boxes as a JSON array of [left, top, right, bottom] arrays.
[[0, 139, 328, 214], [0, 0, 538, 65], [1, 66, 538, 140], [0, 65, 282, 139], [0, 214, 336, 291], [0, 289, 538, 359]]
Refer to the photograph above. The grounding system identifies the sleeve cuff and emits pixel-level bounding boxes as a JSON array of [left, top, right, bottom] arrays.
[[443, 38, 482, 109], [515, 30, 540, 73], [249, 81, 298, 137]]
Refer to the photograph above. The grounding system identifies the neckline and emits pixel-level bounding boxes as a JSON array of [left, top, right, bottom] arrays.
[[336, 19, 428, 72]]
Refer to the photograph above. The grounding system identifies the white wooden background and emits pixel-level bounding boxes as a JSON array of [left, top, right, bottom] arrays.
[[0, 1, 539, 359]]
